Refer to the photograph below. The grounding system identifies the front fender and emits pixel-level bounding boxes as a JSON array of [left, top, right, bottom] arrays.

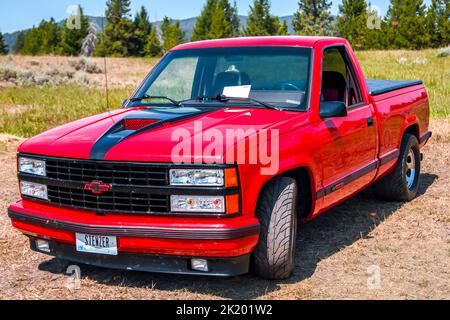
[[237, 124, 323, 217]]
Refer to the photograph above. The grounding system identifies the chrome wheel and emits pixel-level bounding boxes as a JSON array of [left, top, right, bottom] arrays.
[[405, 149, 416, 190]]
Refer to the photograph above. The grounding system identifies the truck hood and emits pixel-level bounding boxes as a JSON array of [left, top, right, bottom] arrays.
[[19, 106, 306, 162]]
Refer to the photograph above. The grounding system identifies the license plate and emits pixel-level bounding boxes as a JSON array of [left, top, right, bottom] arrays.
[[76, 233, 118, 256]]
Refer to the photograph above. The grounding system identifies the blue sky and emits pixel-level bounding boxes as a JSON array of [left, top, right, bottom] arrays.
[[0, 0, 431, 34]]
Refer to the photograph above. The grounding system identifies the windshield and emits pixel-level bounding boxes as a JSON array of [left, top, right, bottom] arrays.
[[131, 46, 312, 110]]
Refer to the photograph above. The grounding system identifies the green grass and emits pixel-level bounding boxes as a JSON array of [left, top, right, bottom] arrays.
[[0, 85, 132, 137], [356, 49, 449, 119], [0, 49, 448, 138]]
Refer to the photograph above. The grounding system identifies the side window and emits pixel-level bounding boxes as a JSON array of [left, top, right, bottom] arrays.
[[321, 47, 362, 107], [147, 57, 198, 101]]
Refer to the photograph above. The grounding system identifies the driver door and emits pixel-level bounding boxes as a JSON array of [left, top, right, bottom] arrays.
[[317, 46, 378, 209]]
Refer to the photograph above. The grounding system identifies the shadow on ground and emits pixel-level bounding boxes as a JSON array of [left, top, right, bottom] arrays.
[[39, 173, 438, 299]]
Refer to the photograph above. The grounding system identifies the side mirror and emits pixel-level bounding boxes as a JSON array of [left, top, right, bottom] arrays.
[[320, 101, 347, 118]]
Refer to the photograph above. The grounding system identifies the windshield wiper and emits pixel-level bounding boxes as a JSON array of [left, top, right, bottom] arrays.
[[195, 95, 280, 110], [130, 94, 182, 107]]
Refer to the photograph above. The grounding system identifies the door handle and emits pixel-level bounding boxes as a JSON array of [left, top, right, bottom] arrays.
[[367, 116, 374, 127]]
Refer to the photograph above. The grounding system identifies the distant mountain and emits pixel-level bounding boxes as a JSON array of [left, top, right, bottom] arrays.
[[3, 15, 296, 53], [3, 30, 23, 53]]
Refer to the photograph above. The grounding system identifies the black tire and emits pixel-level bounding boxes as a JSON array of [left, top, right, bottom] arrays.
[[254, 177, 298, 280], [373, 134, 421, 201]]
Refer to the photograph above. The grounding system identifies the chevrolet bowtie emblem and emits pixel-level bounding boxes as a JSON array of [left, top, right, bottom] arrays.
[[84, 181, 111, 194]]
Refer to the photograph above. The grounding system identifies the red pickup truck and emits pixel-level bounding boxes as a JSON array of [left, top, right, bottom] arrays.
[[8, 36, 431, 280]]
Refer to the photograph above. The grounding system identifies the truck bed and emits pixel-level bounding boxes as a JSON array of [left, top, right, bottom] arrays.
[[367, 79, 423, 96]]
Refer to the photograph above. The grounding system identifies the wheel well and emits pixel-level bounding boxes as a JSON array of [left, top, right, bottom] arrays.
[[284, 168, 313, 219], [404, 124, 419, 141], [257, 167, 313, 219]]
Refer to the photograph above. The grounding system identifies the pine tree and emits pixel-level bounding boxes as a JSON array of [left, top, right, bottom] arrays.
[[245, 0, 283, 36], [21, 27, 42, 55], [385, 0, 430, 49], [20, 19, 61, 55], [293, 0, 334, 36], [0, 32, 7, 55], [220, 0, 240, 37], [427, 0, 450, 47], [278, 20, 290, 35], [209, 2, 234, 38], [439, 0, 450, 46], [40, 18, 61, 54], [96, 0, 133, 57], [192, 0, 239, 40], [160, 17, 185, 53], [59, 5, 90, 56], [338, 0, 368, 48], [133, 6, 152, 35], [106, 0, 131, 22], [192, 0, 217, 41], [131, 6, 153, 56], [144, 26, 162, 57]]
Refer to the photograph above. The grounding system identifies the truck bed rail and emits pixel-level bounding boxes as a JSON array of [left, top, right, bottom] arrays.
[[367, 79, 423, 96]]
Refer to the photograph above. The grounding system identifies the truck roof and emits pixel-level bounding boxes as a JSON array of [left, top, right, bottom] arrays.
[[172, 36, 346, 51]]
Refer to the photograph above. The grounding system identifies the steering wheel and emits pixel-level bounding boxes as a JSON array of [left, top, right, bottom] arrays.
[[273, 82, 301, 91]]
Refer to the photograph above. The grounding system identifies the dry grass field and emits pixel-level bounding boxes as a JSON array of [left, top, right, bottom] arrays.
[[0, 50, 448, 300]]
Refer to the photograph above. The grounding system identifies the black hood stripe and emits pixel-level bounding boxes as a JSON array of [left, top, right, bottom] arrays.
[[89, 108, 214, 160]]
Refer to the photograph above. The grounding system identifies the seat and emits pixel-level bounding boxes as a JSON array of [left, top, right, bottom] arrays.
[[322, 71, 346, 102]]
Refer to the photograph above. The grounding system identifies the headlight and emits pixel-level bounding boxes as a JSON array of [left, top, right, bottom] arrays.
[[19, 157, 46, 176], [20, 181, 48, 200], [170, 195, 225, 213], [170, 169, 224, 186]]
